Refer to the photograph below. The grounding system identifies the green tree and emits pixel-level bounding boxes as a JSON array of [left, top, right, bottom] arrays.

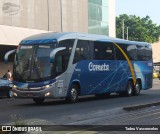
[[116, 14, 160, 43]]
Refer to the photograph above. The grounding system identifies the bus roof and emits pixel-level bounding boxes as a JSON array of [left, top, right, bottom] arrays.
[[20, 32, 150, 47]]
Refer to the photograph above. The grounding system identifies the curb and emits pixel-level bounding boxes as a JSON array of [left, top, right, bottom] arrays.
[[123, 101, 160, 111]]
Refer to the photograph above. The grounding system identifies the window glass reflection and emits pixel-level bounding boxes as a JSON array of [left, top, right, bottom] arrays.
[[88, 0, 109, 35]]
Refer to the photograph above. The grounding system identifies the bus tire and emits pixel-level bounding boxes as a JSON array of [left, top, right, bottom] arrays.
[[124, 81, 133, 97], [133, 81, 141, 96], [66, 85, 78, 103], [33, 98, 44, 104]]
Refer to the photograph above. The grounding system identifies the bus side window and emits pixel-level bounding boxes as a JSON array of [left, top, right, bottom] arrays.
[[115, 44, 126, 60], [137, 45, 152, 61], [52, 39, 74, 76], [73, 40, 90, 64], [105, 46, 114, 60], [56, 55, 63, 74], [94, 41, 115, 60], [145, 46, 152, 61], [54, 53, 66, 75], [127, 44, 138, 61], [59, 39, 74, 70]]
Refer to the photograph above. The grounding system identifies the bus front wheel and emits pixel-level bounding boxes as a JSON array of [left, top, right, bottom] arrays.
[[7, 90, 13, 98], [33, 98, 45, 104], [66, 85, 78, 103]]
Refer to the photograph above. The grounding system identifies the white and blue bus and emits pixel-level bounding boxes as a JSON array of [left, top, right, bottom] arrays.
[[5, 32, 153, 104]]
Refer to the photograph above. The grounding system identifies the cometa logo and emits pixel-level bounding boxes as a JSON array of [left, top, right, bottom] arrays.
[[88, 62, 109, 71]]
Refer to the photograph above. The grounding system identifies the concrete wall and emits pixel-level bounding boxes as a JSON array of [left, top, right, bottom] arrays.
[[152, 41, 160, 63], [108, 0, 116, 37], [0, 25, 47, 46], [0, 0, 88, 33], [0, 0, 89, 46]]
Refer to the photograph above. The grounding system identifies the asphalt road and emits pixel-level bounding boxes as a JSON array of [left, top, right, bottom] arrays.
[[0, 79, 160, 129]]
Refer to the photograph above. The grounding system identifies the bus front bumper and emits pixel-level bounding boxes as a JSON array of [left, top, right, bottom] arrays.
[[12, 87, 56, 98]]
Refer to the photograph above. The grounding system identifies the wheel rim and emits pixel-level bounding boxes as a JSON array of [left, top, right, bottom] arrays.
[[135, 83, 140, 94], [71, 88, 77, 100], [128, 84, 132, 95]]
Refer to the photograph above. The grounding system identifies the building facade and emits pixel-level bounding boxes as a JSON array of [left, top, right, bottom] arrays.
[[0, 0, 115, 76], [152, 41, 160, 63]]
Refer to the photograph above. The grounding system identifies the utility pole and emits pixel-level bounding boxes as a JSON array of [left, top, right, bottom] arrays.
[[122, 19, 124, 39], [127, 26, 129, 40]]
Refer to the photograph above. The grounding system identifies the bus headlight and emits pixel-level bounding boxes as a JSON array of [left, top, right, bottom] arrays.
[[45, 85, 50, 88], [43, 85, 50, 89], [13, 85, 17, 89]]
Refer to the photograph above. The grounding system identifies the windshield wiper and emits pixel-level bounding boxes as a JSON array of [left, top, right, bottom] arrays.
[[19, 59, 30, 79], [32, 59, 41, 79]]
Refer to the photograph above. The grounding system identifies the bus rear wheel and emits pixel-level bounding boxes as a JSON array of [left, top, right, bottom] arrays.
[[66, 85, 78, 103], [33, 98, 45, 104], [124, 81, 133, 97], [133, 81, 141, 96]]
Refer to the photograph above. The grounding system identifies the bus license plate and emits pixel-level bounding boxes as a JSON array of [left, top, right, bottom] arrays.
[[26, 94, 33, 97]]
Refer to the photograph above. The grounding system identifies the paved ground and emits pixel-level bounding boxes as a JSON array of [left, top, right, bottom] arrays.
[[0, 79, 160, 134]]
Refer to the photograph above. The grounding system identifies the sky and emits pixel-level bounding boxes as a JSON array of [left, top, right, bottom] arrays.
[[116, 0, 160, 25]]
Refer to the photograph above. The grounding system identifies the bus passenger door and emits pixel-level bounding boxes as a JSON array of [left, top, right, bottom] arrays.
[[53, 53, 69, 97]]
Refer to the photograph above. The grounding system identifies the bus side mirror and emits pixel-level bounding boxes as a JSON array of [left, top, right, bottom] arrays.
[[50, 47, 66, 63], [4, 49, 16, 64]]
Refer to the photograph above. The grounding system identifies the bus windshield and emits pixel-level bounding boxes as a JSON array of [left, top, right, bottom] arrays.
[[14, 44, 56, 82]]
